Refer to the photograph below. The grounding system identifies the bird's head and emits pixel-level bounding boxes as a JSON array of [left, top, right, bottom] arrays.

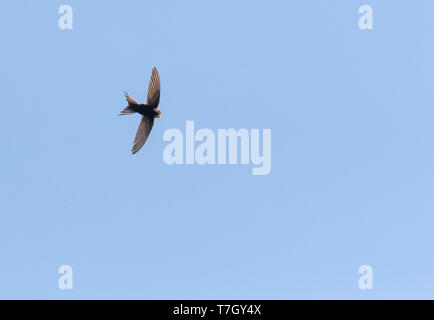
[[155, 109, 162, 118]]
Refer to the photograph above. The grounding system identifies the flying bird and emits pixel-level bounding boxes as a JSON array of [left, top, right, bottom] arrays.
[[119, 67, 161, 154]]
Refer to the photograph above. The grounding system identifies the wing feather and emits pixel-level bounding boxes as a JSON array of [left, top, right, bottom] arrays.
[[145, 67, 160, 107], [131, 116, 154, 154]]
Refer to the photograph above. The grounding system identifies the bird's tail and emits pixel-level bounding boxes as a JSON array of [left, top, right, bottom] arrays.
[[119, 92, 139, 116]]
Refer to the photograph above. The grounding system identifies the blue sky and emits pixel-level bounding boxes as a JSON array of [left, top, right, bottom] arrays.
[[1, 0, 434, 299]]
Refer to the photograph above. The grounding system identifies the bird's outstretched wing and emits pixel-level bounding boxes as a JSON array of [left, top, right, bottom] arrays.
[[145, 67, 160, 107], [132, 116, 154, 154]]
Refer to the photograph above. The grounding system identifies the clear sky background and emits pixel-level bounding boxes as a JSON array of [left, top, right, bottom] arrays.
[[1, 0, 434, 299]]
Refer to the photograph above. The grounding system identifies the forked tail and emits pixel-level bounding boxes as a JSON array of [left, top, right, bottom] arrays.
[[119, 92, 139, 115]]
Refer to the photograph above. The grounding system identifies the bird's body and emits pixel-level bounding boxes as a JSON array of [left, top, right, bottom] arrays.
[[128, 104, 161, 118], [119, 67, 161, 154]]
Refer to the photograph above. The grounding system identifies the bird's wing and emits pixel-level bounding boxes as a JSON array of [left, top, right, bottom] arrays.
[[131, 116, 154, 154], [145, 67, 160, 107]]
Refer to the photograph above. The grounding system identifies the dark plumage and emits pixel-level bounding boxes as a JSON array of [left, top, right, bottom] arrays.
[[119, 67, 161, 154]]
